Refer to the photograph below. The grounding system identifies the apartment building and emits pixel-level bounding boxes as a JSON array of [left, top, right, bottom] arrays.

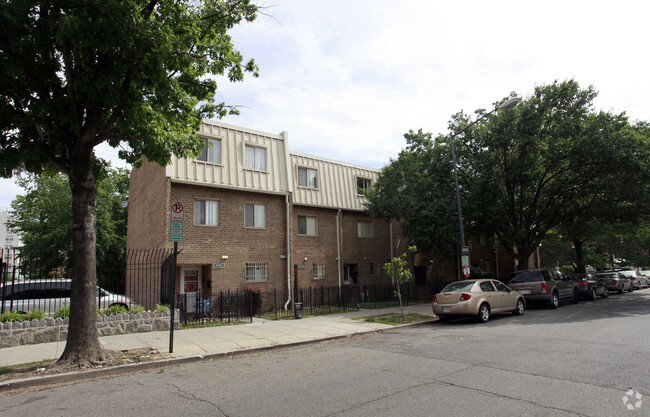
[[126, 120, 393, 304]]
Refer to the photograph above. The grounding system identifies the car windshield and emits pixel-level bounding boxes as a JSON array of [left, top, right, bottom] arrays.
[[509, 271, 542, 283], [441, 281, 476, 292]]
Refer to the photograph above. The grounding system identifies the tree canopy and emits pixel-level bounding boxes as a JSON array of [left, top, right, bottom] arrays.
[[0, 0, 258, 365], [366, 79, 650, 273], [10, 167, 130, 273]]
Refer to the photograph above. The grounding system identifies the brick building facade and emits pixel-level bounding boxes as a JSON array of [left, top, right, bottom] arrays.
[[126, 120, 526, 308]]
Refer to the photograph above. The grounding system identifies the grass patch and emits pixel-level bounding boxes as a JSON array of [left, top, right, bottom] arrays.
[[354, 313, 433, 325], [0, 359, 55, 376], [357, 301, 402, 309]]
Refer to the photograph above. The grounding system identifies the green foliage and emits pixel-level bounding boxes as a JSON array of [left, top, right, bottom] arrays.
[[364, 131, 457, 256], [9, 168, 130, 271], [131, 305, 145, 314], [155, 304, 170, 313], [0, 310, 43, 322], [383, 246, 417, 314], [102, 305, 128, 316], [54, 306, 71, 319]]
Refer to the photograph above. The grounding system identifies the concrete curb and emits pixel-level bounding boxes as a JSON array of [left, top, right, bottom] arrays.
[[0, 318, 436, 394]]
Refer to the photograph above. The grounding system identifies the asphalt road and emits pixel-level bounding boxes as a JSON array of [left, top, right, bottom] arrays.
[[1, 289, 649, 417]]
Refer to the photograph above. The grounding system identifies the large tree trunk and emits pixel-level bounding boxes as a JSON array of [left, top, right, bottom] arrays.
[[573, 240, 586, 273], [58, 146, 108, 365]]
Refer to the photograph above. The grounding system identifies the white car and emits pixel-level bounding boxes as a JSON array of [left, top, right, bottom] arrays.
[[0, 279, 137, 315], [618, 270, 647, 290]]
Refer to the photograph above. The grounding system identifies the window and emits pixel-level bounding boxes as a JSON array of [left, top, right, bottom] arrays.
[[245, 262, 268, 282], [493, 281, 510, 292], [245, 204, 266, 228], [370, 262, 380, 276], [298, 167, 318, 188], [479, 281, 496, 292], [312, 264, 325, 280], [194, 200, 219, 226], [245, 145, 266, 170], [357, 177, 371, 195], [197, 138, 221, 163], [357, 220, 373, 238], [297, 215, 317, 235]]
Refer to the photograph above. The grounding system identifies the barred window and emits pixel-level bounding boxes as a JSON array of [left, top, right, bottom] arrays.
[[313, 264, 325, 280], [245, 262, 268, 282]]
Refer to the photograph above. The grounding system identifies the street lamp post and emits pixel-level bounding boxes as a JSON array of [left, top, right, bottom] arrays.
[[449, 97, 521, 280]]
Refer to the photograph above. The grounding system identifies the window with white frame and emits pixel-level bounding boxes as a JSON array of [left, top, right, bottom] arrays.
[[297, 167, 318, 188], [245, 262, 268, 282], [357, 220, 373, 238], [245, 145, 266, 170], [197, 138, 221, 164], [313, 264, 325, 280], [357, 177, 371, 195], [245, 204, 266, 228], [370, 262, 380, 276], [297, 215, 317, 235], [194, 200, 219, 226]]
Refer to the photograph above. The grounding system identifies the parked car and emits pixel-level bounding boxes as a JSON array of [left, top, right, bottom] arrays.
[[0, 279, 137, 315], [569, 273, 608, 300], [639, 271, 650, 287], [432, 279, 525, 323], [618, 270, 647, 290], [507, 268, 579, 308], [593, 272, 632, 294]]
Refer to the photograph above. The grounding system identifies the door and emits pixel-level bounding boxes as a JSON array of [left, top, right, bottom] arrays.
[[180, 267, 202, 313]]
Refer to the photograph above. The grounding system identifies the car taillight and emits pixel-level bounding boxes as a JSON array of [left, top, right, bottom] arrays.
[[611, 280, 617, 285], [577, 282, 587, 287], [459, 293, 471, 302], [541, 282, 548, 292], [630, 277, 636, 281], [433, 295, 437, 303]]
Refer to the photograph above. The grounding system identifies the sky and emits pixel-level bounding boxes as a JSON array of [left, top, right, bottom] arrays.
[[2, 0, 649, 209]]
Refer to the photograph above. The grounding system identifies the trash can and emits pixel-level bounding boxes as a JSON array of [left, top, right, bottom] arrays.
[[294, 302, 303, 319]]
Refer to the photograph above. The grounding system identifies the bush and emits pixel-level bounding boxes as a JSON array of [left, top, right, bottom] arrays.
[[26, 310, 45, 320], [102, 304, 128, 316], [155, 304, 170, 313], [0, 311, 26, 323], [131, 305, 145, 314], [54, 306, 70, 319]]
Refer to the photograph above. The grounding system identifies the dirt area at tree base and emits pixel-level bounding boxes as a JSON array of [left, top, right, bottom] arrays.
[[0, 347, 165, 384]]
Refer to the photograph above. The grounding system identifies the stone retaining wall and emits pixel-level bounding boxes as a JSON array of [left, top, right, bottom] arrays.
[[0, 310, 180, 348]]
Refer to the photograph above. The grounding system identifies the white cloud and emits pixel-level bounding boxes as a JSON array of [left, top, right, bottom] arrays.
[[2, 0, 649, 207]]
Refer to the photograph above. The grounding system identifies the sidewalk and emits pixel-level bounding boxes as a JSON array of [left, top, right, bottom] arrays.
[[0, 304, 435, 369]]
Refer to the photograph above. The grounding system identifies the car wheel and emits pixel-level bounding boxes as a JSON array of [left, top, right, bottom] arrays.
[[628, 285, 634, 293], [550, 292, 559, 309], [571, 289, 579, 304], [619, 285, 625, 294], [602, 289, 609, 298], [477, 303, 490, 323], [590, 288, 598, 301], [512, 298, 525, 316]]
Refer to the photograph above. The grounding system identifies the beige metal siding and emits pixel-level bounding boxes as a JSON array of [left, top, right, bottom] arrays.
[[291, 152, 379, 211], [166, 120, 290, 194]]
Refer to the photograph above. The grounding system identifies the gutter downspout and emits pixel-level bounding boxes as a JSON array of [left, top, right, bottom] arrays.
[[336, 209, 342, 297], [284, 193, 292, 310], [389, 221, 394, 285]]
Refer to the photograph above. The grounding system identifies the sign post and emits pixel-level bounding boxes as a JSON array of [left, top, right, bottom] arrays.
[[168, 202, 184, 353], [461, 246, 471, 279]]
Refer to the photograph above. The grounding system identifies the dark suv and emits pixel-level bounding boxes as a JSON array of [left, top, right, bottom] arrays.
[[508, 269, 579, 308]]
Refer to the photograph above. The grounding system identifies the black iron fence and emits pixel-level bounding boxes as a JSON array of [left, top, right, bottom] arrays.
[[177, 290, 255, 324]]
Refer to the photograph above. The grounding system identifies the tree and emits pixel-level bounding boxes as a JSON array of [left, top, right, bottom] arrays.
[[10, 167, 130, 273], [364, 130, 458, 257], [462, 80, 645, 269], [0, 0, 258, 365], [383, 245, 417, 315]]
